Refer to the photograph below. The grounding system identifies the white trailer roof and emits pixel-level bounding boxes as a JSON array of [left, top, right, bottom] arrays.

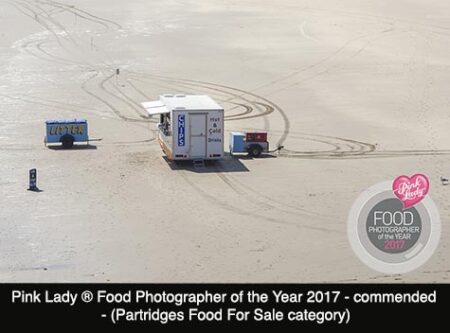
[[141, 100, 169, 116], [141, 95, 223, 116], [160, 94, 223, 111]]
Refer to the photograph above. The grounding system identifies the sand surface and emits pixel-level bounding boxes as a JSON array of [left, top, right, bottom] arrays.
[[0, 0, 449, 282]]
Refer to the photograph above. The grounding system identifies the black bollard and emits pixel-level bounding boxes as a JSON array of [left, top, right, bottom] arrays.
[[28, 168, 39, 192]]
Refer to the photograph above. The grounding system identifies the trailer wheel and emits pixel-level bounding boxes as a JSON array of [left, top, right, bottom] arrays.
[[61, 135, 74, 149], [248, 144, 262, 157]]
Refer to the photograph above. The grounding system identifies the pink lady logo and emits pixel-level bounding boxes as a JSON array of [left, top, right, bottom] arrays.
[[392, 174, 430, 209], [348, 173, 441, 274]]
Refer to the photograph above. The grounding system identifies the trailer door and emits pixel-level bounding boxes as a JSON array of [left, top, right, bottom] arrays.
[[189, 113, 207, 158]]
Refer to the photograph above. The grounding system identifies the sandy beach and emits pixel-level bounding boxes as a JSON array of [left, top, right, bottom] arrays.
[[0, 0, 449, 282]]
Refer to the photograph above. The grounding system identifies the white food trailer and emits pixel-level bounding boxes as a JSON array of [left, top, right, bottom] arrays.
[[142, 94, 224, 161]]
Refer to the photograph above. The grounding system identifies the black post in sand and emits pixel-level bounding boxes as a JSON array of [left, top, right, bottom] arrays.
[[28, 168, 39, 192]]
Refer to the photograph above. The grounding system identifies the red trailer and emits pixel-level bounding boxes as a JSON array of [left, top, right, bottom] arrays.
[[229, 131, 269, 157]]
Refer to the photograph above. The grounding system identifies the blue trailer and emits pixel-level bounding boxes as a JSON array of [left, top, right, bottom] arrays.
[[44, 119, 89, 148], [229, 131, 269, 157]]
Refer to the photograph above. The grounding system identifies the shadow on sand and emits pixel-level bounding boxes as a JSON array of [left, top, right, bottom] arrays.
[[47, 144, 98, 151], [163, 152, 278, 173]]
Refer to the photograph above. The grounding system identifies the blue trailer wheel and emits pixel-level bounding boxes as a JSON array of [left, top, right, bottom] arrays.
[[248, 144, 262, 157], [60, 134, 75, 148]]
